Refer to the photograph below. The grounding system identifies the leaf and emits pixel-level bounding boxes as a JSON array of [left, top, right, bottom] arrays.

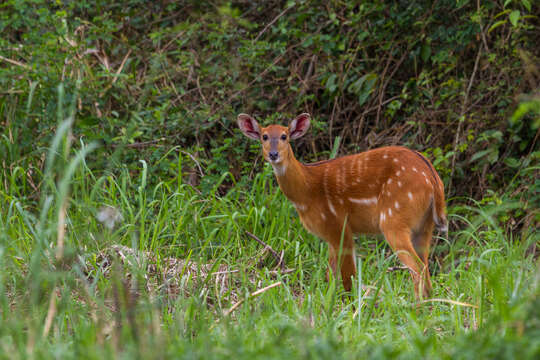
[[487, 148, 499, 164], [421, 43, 431, 62], [488, 20, 508, 33], [470, 149, 493, 163], [347, 73, 378, 106], [494, 9, 512, 19], [504, 157, 521, 168], [330, 136, 341, 159], [509, 10, 520, 27], [325, 74, 338, 94]]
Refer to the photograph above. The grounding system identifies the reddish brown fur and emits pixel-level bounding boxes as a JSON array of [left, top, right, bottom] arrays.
[[238, 113, 447, 299]]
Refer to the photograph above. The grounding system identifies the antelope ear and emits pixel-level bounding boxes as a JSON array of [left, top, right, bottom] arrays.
[[289, 113, 311, 140], [237, 113, 261, 140]]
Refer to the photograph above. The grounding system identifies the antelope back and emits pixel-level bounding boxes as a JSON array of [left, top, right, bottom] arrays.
[[295, 146, 446, 234]]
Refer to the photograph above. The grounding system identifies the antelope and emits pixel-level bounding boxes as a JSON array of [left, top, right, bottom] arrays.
[[237, 113, 447, 299]]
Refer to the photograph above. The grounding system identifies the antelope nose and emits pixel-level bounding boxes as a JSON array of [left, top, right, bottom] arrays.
[[269, 151, 279, 161]]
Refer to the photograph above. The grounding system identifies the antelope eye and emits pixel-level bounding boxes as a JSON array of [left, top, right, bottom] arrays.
[[281, 134, 287, 140], [262, 134, 268, 141]]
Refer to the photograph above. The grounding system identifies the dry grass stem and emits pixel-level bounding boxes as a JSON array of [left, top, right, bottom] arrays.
[[223, 281, 283, 317]]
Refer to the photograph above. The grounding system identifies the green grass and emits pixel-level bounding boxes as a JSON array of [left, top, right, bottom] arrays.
[[0, 120, 539, 359]]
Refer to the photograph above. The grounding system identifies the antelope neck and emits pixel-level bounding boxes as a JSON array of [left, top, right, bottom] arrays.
[[272, 150, 312, 204]]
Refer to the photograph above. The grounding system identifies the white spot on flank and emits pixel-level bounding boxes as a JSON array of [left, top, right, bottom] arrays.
[[356, 160, 363, 179], [396, 171, 401, 176], [408, 192, 413, 200], [380, 212, 386, 223], [383, 154, 388, 159], [425, 177, 430, 184], [401, 166, 405, 171], [321, 213, 327, 221], [348, 197, 378, 205], [355, 160, 366, 179], [395, 201, 400, 209], [387, 178, 393, 184], [349, 157, 355, 176], [393, 158, 399, 163], [412, 167, 418, 172], [338, 198, 344, 205], [422, 171, 427, 177], [337, 167, 344, 193], [327, 199, 337, 217], [388, 208, 393, 217], [397, 181, 402, 187]]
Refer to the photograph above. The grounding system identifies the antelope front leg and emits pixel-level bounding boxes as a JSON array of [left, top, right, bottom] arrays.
[[326, 227, 356, 292]]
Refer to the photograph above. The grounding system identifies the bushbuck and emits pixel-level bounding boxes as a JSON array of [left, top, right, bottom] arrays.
[[238, 113, 447, 298]]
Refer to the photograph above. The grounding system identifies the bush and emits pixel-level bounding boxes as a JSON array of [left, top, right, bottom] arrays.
[[0, 0, 538, 223]]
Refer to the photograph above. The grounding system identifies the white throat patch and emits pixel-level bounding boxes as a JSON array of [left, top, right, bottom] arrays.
[[271, 162, 287, 177]]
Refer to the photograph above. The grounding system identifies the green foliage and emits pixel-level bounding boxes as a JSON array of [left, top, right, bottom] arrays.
[[0, 2, 539, 357], [0, 117, 539, 358], [1, 0, 538, 202]]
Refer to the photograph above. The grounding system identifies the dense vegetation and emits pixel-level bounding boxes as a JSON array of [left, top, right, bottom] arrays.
[[0, 0, 538, 358]]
